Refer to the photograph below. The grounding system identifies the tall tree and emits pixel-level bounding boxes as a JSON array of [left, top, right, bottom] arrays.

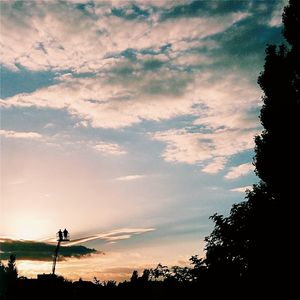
[[254, 0, 299, 281], [204, 0, 299, 293], [255, 0, 300, 202]]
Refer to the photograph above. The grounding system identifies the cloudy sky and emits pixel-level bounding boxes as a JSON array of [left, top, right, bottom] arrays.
[[0, 0, 286, 281]]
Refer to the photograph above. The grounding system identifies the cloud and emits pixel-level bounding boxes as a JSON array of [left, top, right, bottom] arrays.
[[105, 235, 131, 241], [65, 227, 156, 246], [0, 129, 42, 139], [160, 1, 249, 20], [0, 238, 97, 261], [0, 70, 196, 128], [205, 2, 285, 78], [153, 128, 256, 169], [93, 141, 127, 155], [44, 123, 55, 129], [0, 0, 283, 176], [0, 0, 250, 73], [202, 157, 227, 174], [0, 0, 266, 132], [1, 69, 260, 132], [0, 71, 261, 175], [268, 0, 286, 27], [148, 71, 261, 173], [230, 185, 253, 193], [172, 53, 213, 67], [0, 128, 127, 158], [115, 174, 145, 181], [225, 163, 254, 180]]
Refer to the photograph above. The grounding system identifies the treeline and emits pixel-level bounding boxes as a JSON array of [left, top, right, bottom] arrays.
[[0, 254, 245, 300]]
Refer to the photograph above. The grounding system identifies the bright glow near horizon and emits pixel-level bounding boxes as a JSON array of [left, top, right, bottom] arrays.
[[0, 0, 286, 281], [16, 239, 205, 282]]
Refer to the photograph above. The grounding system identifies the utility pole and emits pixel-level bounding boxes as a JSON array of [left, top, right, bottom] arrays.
[[52, 229, 70, 275]]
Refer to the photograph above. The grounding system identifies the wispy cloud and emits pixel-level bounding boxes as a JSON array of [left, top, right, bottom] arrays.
[[0, 72, 195, 128], [105, 235, 131, 241], [202, 157, 227, 174], [148, 71, 260, 173], [44, 123, 55, 129], [65, 228, 156, 246], [1, 71, 260, 176], [115, 175, 145, 181], [0, 129, 42, 139], [93, 142, 127, 155], [230, 185, 253, 193], [153, 128, 256, 172], [225, 163, 254, 180], [268, 0, 285, 27]]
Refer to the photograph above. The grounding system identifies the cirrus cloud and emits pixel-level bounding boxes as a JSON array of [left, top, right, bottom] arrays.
[[0, 129, 42, 139], [115, 175, 145, 181], [93, 141, 127, 155], [64, 227, 156, 246]]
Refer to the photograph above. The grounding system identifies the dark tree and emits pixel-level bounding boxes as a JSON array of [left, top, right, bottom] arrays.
[[0, 255, 18, 299], [130, 270, 138, 283], [204, 0, 299, 294], [140, 269, 150, 283], [0, 261, 7, 297], [254, 0, 299, 283], [6, 254, 18, 278], [151, 263, 170, 281]]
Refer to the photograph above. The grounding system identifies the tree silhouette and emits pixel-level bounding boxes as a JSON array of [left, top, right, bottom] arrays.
[[151, 263, 170, 281], [140, 269, 150, 283], [130, 270, 139, 284], [204, 0, 299, 294], [252, 1, 299, 287], [254, 0, 300, 223], [6, 255, 18, 277], [0, 261, 7, 298], [0, 255, 18, 299]]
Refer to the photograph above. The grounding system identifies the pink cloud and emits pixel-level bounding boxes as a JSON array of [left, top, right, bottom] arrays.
[[225, 163, 254, 179], [0, 129, 42, 139]]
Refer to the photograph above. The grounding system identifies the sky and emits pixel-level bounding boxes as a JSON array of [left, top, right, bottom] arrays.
[[0, 0, 286, 281]]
